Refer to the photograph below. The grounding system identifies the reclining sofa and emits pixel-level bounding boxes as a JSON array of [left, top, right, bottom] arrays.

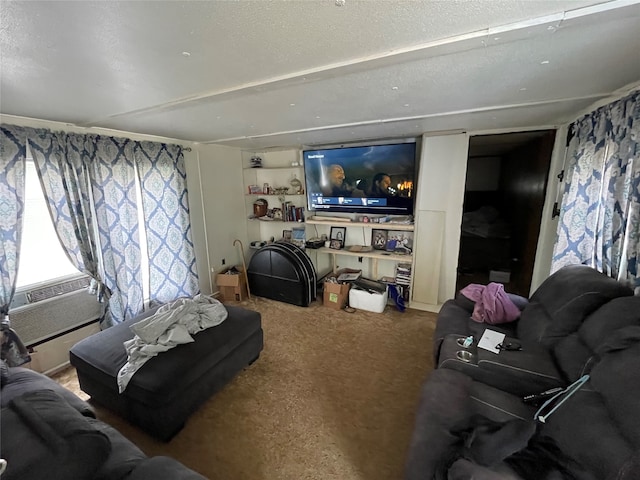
[[0, 366, 206, 480], [405, 265, 640, 479]]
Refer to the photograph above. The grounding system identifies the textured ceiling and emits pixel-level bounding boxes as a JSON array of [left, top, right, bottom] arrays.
[[1, 0, 639, 150]]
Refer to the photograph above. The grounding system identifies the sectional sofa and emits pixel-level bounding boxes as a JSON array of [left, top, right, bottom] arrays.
[[405, 265, 640, 479]]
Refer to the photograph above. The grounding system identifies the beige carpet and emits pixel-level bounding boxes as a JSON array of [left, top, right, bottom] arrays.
[[53, 297, 437, 480]]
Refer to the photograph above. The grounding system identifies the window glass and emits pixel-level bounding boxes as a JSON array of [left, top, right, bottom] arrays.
[[15, 161, 79, 288]]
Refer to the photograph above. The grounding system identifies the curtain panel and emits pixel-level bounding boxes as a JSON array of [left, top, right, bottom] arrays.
[[552, 90, 640, 290], [134, 142, 199, 304], [27, 130, 104, 291], [22, 126, 199, 324], [91, 136, 144, 324], [0, 125, 27, 317], [28, 129, 143, 325]]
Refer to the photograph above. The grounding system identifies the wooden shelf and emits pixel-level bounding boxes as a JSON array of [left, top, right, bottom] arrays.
[[317, 247, 412, 262], [249, 218, 305, 224], [317, 246, 412, 279], [245, 193, 305, 197], [243, 166, 302, 170], [306, 219, 414, 231]]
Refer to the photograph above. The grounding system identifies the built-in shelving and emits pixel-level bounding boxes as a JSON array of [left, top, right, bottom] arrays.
[[317, 246, 412, 279], [242, 150, 306, 248], [317, 246, 412, 262], [306, 218, 414, 231]]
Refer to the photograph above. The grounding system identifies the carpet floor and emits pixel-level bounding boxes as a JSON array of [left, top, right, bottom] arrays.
[[53, 296, 437, 480]]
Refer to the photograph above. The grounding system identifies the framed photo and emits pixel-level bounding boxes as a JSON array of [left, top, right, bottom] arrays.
[[371, 229, 388, 250], [386, 231, 413, 254], [282, 230, 292, 241], [329, 239, 343, 250], [330, 226, 346, 247]]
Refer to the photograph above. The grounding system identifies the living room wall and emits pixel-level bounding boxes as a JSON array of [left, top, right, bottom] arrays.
[[190, 143, 246, 294]]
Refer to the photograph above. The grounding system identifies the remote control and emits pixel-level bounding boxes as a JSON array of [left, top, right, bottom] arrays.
[[523, 387, 564, 405]]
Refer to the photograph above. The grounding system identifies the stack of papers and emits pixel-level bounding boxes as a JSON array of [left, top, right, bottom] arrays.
[[477, 329, 506, 354], [337, 272, 361, 282]]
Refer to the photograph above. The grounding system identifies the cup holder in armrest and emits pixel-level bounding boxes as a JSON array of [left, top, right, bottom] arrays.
[[456, 337, 469, 348], [456, 350, 474, 363]]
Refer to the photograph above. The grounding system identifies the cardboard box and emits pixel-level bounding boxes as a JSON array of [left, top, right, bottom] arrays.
[[349, 285, 388, 313], [322, 268, 360, 310], [323, 281, 351, 310], [216, 266, 247, 301]]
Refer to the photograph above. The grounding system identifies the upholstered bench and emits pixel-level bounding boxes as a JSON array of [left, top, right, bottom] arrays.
[[69, 305, 263, 441]]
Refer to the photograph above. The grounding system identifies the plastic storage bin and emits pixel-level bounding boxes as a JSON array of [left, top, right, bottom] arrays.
[[349, 286, 388, 313]]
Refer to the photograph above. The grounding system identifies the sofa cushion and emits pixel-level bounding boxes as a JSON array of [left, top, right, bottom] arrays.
[[542, 335, 640, 480], [579, 296, 640, 352], [517, 266, 632, 349], [90, 417, 147, 480], [0, 389, 111, 480], [515, 302, 553, 344], [589, 329, 640, 446], [527, 265, 632, 345], [551, 296, 640, 381], [529, 265, 632, 313]]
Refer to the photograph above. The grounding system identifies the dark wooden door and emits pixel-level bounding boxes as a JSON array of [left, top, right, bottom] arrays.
[[499, 131, 556, 296]]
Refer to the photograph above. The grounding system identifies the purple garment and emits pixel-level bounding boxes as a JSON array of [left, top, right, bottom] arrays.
[[460, 282, 521, 324]]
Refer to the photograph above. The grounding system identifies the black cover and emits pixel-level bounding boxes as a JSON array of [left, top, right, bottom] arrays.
[[248, 241, 317, 307]]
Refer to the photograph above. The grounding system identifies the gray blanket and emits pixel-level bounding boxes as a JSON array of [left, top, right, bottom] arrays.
[[117, 295, 228, 393]]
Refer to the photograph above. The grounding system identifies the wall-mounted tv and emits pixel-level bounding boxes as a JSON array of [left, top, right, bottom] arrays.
[[303, 140, 417, 216]]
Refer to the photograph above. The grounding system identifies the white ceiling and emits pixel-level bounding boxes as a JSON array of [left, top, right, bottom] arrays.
[[1, 0, 639, 150]]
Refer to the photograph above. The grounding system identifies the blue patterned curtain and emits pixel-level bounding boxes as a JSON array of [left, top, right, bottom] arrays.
[[0, 126, 27, 318], [552, 90, 640, 290], [27, 129, 143, 325], [90, 136, 143, 324], [27, 130, 105, 296], [134, 142, 199, 304]]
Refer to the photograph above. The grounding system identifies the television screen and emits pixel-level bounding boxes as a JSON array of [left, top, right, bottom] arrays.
[[303, 141, 417, 215]]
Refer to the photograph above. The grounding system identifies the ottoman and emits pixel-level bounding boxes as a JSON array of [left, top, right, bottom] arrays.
[[69, 305, 263, 441]]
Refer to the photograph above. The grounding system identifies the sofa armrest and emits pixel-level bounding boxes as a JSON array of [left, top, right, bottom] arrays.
[[438, 335, 565, 396], [433, 300, 476, 361], [1, 390, 111, 480]]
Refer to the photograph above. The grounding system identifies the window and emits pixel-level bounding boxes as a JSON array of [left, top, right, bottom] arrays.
[[15, 160, 80, 289]]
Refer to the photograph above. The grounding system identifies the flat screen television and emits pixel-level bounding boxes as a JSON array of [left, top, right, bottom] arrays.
[[303, 140, 417, 215]]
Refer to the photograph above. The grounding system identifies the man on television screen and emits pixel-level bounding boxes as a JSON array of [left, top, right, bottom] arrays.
[[368, 172, 395, 197], [321, 163, 351, 197]]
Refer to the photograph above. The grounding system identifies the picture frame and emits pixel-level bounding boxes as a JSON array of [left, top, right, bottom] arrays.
[[282, 229, 292, 241], [329, 239, 343, 250], [385, 231, 413, 254], [330, 226, 346, 247], [371, 229, 388, 250]]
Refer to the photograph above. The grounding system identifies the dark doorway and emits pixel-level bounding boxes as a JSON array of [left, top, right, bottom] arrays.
[[456, 130, 556, 297]]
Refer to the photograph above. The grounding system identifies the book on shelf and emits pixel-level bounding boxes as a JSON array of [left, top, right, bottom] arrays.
[[281, 202, 305, 222], [395, 263, 412, 286]]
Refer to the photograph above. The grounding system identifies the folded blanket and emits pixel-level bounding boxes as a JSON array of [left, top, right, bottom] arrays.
[[117, 295, 228, 393], [460, 283, 520, 325]]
